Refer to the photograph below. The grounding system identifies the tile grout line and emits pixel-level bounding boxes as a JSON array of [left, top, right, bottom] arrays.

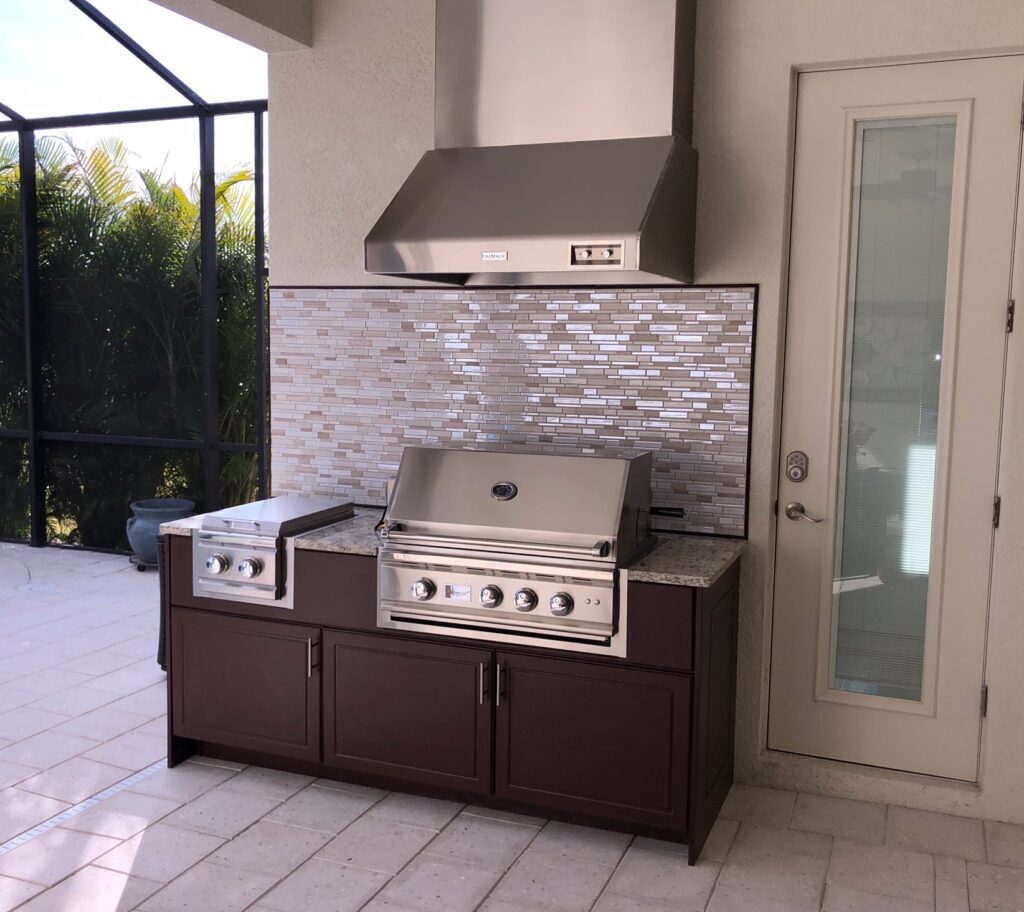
[[0, 758, 167, 856], [816, 834, 835, 912], [218, 783, 398, 910], [110, 762, 268, 909], [469, 815, 549, 912], [703, 823, 740, 911], [585, 834, 637, 912]]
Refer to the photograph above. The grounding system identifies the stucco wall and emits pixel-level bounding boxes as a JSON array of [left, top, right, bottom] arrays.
[[266, 0, 1024, 823], [269, 0, 433, 287]]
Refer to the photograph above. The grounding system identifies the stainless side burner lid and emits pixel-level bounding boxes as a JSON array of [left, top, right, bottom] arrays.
[[200, 494, 354, 538]]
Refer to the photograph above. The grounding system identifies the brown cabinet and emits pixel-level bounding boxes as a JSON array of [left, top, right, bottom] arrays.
[[165, 535, 740, 863], [170, 608, 320, 761], [494, 652, 690, 829], [322, 631, 492, 795]]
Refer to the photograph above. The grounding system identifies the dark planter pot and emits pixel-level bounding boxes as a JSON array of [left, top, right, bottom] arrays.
[[127, 498, 195, 565]]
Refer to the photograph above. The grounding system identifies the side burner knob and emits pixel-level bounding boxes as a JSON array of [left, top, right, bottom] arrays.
[[237, 558, 263, 579], [205, 554, 230, 575]]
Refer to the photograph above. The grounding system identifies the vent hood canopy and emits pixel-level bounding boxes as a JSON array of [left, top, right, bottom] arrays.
[[365, 0, 698, 286]]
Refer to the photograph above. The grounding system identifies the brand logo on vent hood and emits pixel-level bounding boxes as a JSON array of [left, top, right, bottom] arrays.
[[481, 251, 508, 262]]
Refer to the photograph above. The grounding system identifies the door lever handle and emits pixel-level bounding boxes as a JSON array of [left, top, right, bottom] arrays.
[[785, 502, 824, 523]]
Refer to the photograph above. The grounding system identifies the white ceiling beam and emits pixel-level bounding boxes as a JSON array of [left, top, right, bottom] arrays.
[[150, 0, 313, 51]]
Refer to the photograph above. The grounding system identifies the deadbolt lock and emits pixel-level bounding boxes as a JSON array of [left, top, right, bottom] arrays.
[[786, 450, 809, 483]]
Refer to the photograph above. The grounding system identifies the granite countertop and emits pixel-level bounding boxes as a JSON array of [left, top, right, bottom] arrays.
[[164, 508, 743, 588], [294, 506, 382, 557], [626, 535, 746, 588], [161, 514, 204, 536]]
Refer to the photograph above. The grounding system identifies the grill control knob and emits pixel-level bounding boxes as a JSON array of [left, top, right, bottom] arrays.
[[237, 558, 263, 579], [205, 554, 230, 575], [411, 578, 436, 601], [514, 588, 538, 612], [550, 592, 574, 617], [480, 585, 503, 609]]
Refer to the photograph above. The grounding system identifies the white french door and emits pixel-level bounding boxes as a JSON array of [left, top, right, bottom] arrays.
[[769, 57, 1023, 781]]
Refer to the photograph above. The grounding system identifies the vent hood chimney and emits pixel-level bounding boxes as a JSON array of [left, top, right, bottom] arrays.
[[365, 0, 698, 286]]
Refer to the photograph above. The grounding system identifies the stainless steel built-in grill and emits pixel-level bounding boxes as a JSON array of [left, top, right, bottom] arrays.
[[193, 495, 354, 608], [377, 447, 653, 655]]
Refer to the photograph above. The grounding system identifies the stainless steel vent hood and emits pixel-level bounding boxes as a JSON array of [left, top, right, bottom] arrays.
[[365, 0, 698, 286]]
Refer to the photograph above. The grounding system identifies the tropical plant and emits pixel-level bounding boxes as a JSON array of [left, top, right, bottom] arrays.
[[0, 133, 264, 547]]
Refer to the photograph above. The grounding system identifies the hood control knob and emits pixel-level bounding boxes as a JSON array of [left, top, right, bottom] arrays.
[[550, 592, 574, 617], [205, 554, 230, 575], [237, 558, 263, 579], [514, 588, 538, 612], [480, 585, 503, 609], [412, 578, 436, 601]]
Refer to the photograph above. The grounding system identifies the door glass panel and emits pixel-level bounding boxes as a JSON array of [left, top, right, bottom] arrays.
[[831, 115, 956, 702]]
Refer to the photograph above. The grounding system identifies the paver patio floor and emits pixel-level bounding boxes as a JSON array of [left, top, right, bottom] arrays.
[[1, 542, 1022, 911]]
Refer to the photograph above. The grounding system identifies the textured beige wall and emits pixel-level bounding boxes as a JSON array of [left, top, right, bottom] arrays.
[[268, 0, 433, 287], [264, 0, 1024, 823], [692, 2, 1024, 825]]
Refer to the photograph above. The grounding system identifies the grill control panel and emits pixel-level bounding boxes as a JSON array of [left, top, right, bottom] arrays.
[[380, 555, 613, 632], [401, 575, 589, 618]]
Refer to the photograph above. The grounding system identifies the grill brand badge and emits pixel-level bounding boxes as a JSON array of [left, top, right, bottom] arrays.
[[481, 251, 508, 262], [490, 482, 518, 501]]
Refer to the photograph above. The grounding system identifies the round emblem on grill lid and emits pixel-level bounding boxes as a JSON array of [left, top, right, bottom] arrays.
[[490, 481, 518, 501]]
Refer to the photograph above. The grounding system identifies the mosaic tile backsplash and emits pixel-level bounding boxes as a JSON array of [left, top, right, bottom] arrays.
[[270, 286, 754, 536]]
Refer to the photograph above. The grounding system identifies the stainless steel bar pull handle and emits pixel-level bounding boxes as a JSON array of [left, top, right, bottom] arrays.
[[785, 502, 824, 524], [495, 663, 503, 707], [384, 530, 610, 559], [478, 663, 485, 705], [306, 639, 312, 678]]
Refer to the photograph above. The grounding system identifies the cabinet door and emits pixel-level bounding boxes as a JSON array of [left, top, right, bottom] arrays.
[[323, 631, 492, 794], [170, 608, 320, 761], [495, 652, 690, 830]]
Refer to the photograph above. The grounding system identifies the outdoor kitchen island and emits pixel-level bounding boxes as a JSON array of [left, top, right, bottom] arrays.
[[160, 508, 742, 864]]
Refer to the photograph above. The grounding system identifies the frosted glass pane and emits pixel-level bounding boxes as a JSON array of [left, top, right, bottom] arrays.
[[831, 116, 955, 702]]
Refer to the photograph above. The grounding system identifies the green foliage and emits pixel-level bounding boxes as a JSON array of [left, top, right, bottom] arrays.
[[0, 134, 264, 547]]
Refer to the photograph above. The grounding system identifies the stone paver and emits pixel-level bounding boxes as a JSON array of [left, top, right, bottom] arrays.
[[2, 542, 1023, 912]]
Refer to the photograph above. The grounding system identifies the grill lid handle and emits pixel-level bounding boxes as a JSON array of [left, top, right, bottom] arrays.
[[382, 529, 611, 559]]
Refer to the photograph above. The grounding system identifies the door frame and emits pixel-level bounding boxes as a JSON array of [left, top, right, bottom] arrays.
[[764, 52, 1023, 779]]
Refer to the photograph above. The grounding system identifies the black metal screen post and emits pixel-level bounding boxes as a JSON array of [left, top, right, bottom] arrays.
[[18, 129, 45, 546], [0, 100, 267, 135], [0, 101, 25, 122], [253, 111, 268, 499], [199, 114, 219, 510]]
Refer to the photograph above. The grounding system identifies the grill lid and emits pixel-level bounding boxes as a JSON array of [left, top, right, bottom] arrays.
[[384, 447, 652, 563], [200, 494, 354, 538]]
